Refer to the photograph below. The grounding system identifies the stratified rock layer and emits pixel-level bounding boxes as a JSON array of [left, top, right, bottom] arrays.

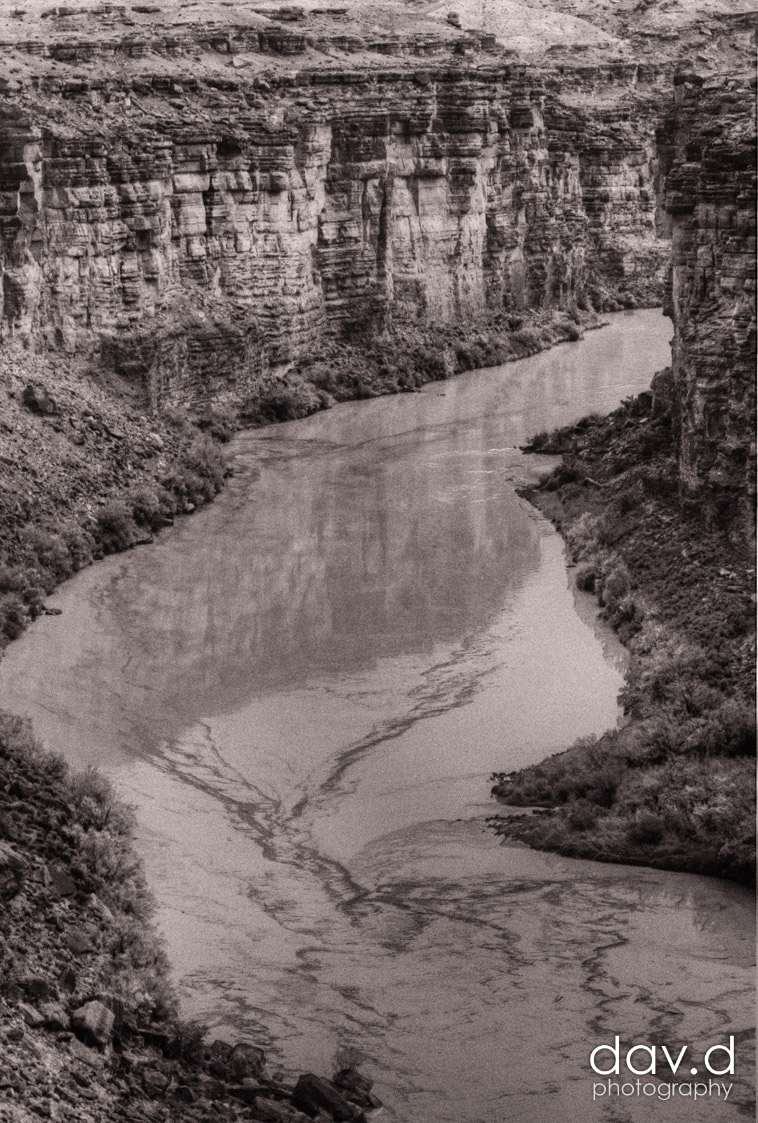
[[0, 48, 666, 407], [659, 73, 757, 537]]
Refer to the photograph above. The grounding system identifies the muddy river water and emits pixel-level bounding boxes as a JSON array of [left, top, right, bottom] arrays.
[[0, 310, 754, 1121]]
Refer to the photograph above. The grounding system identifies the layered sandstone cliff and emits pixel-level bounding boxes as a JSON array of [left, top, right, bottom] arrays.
[[659, 72, 756, 537], [0, 7, 670, 409]]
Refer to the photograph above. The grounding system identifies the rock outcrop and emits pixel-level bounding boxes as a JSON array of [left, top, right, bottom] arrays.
[[659, 72, 757, 538], [0, 17, 669, 409]]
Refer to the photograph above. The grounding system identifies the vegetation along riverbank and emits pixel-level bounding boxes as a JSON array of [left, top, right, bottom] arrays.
[[0, 308, 598, 649], [490, 380, 756, 884]]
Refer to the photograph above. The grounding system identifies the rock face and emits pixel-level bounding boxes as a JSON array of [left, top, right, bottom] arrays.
[[659, 73, 757, 537], [0, 41, 666, 408]]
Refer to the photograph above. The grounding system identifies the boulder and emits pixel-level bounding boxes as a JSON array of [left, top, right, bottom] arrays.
[[228, 1084, 261, 1106], [19, 976, 56, 1003], [254, 1097, 301, 1122], [68, 1036, 105, 1068], [71, 1000, 114, 1046], [292, 1074, 362, 1121], [0, 842, 28, 900], [142, 1068, 171, 1096], [230, 1042, 266, 1081], [207, 1038, 233, 1077], [21, 383, 59, 416], [46, 865, 77, 897], [333, 1068, 380, 1110], [87, 893, 114, 922], [40, 1002, 71, 1030], [17, 1002, 44, 1028], [59, 966, 77, 993], [67, 927, 96, 954]]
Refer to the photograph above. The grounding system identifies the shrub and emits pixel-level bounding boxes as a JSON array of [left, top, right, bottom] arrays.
[[620, 637, 717, 717], [626, 810, 665, 845], [0, 565, 46, 615], [0, 710, 187, 1029], [526, 429, 551, 451], [414, 346, 449, 380], [0, 592, 28, 640], [599, 562, 631, 611], [19, 527, 73, 584], [455, 342, 485, 371], [574, 562, 597, 592], [130, 485, 159, 528], [60, 522, 94, 570], [77, 825, 142, 886], [567, 803, 599, 831], [640, 712, 687, 758], [502, 733, 625, 810], [162, 405, 190, 430], [181, 437, 225, 486], [565, 512, 604, 559], [160, 441, 223, 508], [681, 699, 757, 758], [156, 438, 226, 509], [168, 1023, 207, 1064], [195, 402, 238, 443], [244, 377, 325, 423], [162, 469, 202, 507], [129, 484, 173, 530], [96, 500, 138, 553], [636, 424, 673, 462], [612, 594, 645, 641], [545, 462, 580, 490], [511, 327, 542, 353], [666, 679, 725, 719], [68, 765, 134, 834], [307, 362, 341, 396], [615, 478, 647, 515]]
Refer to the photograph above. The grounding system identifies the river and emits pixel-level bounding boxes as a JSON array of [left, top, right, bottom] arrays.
[[0, 309, 754, 1121]]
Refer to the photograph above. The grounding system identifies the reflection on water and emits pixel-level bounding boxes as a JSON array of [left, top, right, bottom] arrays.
[[0, 310, 754, 1122]]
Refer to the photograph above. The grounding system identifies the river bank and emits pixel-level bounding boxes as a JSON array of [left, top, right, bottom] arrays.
[[0, 306, 602, 650], [491, 384, 756, 883], [0, 710, 381, 1123]]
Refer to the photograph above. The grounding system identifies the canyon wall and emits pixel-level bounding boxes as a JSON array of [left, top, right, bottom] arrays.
[[659, 73, 756, 536], [0, 40, 666, 407]]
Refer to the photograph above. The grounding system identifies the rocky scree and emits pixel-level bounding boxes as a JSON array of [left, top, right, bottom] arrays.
[[0, 712, 379, 1123]]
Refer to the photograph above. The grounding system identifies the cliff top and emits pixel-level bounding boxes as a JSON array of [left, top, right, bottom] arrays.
[[0, 0, 754, 79]]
